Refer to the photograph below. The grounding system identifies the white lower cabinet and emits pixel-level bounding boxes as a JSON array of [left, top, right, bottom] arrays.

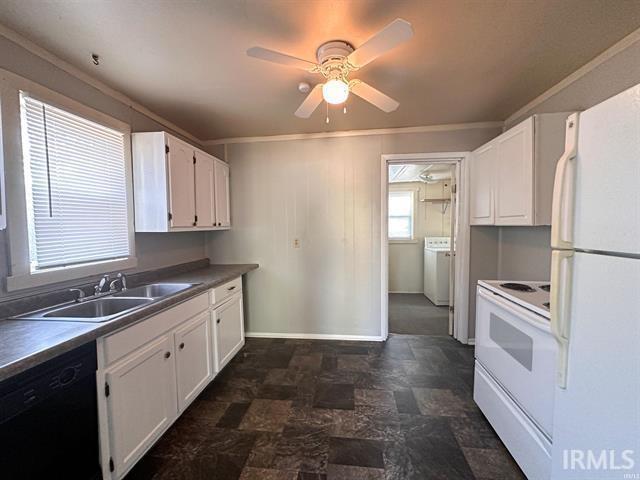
[[214, 293, 245, 371], [174, 311, 213, 412], [103, 335, 177, 479], [98, 278, 245, 479]]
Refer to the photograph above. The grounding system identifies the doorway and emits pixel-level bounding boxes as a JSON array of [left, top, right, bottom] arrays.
[[380, 153, 470, 343]]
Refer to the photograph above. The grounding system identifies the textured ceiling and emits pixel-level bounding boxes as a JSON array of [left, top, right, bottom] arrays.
[[1, 0, 639, 140]]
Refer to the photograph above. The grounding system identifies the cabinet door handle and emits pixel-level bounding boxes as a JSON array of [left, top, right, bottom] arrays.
[[179, 342, 185, 350], [216, 318, 221, 324], [164, 351, 171, 359], [227, 286, 236, 291]]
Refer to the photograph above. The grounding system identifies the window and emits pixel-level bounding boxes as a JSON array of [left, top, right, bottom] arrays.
[[3, 81, 136, 291], [388, 190, 414, 240], [20, 93, 132, 271]]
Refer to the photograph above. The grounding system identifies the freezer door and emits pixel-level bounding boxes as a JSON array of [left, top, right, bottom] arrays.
[[551, 252, 640, 478], [573, 84, 640, 256]]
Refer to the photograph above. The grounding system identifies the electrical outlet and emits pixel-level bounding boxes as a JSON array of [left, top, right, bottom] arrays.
[[293, 239, 301, 248]]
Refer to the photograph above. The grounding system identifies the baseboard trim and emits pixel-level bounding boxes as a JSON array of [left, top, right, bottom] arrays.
[[388, 291, 424, 294], [467, 338, 476, 345], [245, 332, 384, 342]]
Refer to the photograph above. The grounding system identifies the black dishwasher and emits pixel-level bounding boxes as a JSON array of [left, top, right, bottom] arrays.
[[0, 342, 101, 479]]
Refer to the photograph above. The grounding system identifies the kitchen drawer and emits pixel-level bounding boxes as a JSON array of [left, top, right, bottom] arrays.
[[102, 292, 209, 366], [474, 362, 551, 480], [210, 277, 242, 306]]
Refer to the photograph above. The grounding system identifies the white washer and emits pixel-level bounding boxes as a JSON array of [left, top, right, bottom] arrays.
[[423, 236, 450, 305]]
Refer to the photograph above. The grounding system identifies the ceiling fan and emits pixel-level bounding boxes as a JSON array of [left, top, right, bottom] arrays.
[[246, 18, 414, 118]]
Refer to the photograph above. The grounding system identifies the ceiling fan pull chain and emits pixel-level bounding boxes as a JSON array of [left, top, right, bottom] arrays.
[[343, 105, 347, 114], [326, 102, 330, 124]]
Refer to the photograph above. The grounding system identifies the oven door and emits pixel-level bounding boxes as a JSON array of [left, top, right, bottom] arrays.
[[475, 286, 557, 438]]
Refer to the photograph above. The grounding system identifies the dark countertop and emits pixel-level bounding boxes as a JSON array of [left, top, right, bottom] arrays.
[[0, 263, 258, 382]]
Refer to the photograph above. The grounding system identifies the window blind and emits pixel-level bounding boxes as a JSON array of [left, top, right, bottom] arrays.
[[20, 94, 131, 270]]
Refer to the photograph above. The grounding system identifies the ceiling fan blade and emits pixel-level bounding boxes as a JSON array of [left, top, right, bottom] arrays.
[[295, 84, 324, 118], [247, 46, 318, 71], [347, 18, 414, 68], [350, 81, 399, 112]]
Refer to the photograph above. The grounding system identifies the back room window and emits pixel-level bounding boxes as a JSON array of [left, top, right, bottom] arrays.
[[20, 93, 132, 271], [388, 190, 414, 240]]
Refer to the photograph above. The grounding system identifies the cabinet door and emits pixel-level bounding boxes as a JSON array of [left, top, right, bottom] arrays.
[[469, 142, 496, 225], [104, 335, 177, 478], [495, 118, 534, 225], [194, 151, 215, 228], [167, 136, 195, 228], [214, 159, 231, 227], [214, 293, 244, 370], [174, 311, 213, 412]]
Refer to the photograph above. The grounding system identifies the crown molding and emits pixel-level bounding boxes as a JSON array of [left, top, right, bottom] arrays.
[[505, 26, 640, 125], [0, 23, 202, 144], [203, 121, 504, 145]]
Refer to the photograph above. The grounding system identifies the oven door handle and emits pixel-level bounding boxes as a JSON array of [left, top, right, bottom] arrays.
[[550, 249, 574, 388]]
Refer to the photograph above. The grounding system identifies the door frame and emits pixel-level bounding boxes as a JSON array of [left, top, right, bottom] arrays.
[[381, 152, 471, 344]]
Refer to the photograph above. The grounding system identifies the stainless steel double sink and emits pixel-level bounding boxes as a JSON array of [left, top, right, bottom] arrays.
[[13, 283, 197, 323]]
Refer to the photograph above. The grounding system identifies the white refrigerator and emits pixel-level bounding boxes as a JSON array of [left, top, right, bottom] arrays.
[[550, 85, 640, 478]]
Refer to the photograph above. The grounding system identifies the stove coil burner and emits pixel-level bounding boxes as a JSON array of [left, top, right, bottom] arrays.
[[539, 284, 551, 292], [500, 282, 537, 292]]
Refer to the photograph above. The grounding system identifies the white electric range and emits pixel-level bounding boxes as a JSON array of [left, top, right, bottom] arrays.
[[473, 280, 557, 480]]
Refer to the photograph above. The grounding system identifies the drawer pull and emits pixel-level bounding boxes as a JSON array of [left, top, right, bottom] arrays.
[[179, 342, 185, 350], [164, 351, 171, 359], [216, 318, 221, 324], [227, 286, 236, 291]]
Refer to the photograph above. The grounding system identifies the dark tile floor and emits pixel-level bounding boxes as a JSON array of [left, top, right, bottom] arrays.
[[125, 334, 525, 480], [389, 294, 450, 336]]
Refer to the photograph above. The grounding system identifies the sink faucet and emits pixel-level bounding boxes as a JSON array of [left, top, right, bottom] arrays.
[[109, 272, 128, 292]]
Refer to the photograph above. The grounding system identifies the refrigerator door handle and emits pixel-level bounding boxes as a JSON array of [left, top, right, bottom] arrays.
[[550, 249, 574, 388], [551, 113, 579, 250]]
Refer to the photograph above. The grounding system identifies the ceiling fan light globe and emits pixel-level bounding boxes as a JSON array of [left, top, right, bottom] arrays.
[[322, 79, 349, 105]]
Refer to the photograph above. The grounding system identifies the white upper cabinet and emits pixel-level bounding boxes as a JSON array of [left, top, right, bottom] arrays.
[[194, 150, 216, 228], [132, 131, 230, 232], [167, 136, 196, 228], [469, 113, 570, 226], [214, 159, 230, 228], [495, 117, 534, 225], [469, 142, 496, 225]]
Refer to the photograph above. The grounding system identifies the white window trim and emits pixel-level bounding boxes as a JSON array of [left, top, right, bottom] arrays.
[[388, 187, 417, 242], [0, 69, 137, 291]]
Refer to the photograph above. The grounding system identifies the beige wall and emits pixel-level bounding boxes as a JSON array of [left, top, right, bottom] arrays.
[[505, 40, 640, 129], [0, 36, 206, 300], [206, 127, 500, 338], [388, 180, 452, 293], [497, 227, 552, 281]]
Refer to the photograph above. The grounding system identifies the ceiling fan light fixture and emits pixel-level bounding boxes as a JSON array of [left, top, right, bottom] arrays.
[[322, 79, 349, 105]]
